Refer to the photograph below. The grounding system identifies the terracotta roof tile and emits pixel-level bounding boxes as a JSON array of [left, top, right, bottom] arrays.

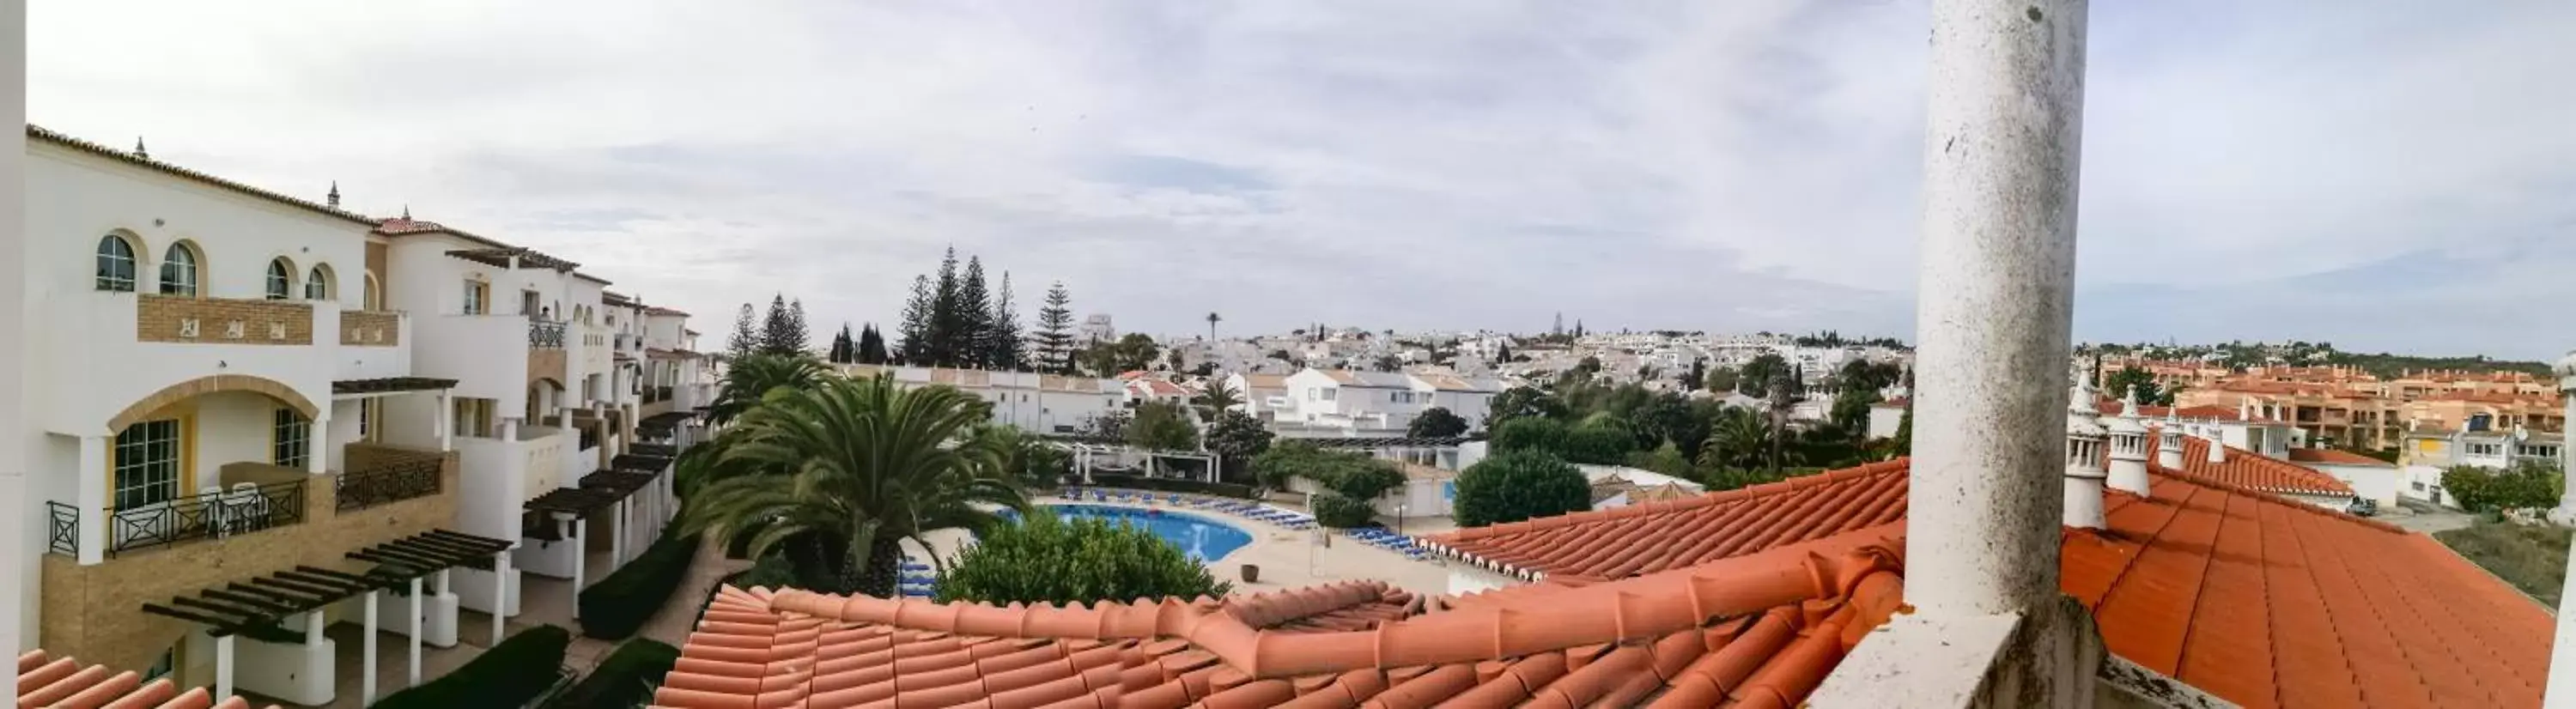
[[15, 649, 270, 709], [2166, 436, 2354, 496], [1424, 458, 2543, 709], [654, 532, 1911, 709]]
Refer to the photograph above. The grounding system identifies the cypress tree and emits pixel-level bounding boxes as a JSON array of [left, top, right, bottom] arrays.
[[989, 272, 1025, 371], [858, 324, 890, 365], [897, 276, 933, 366], [957, 257, 994, 368], [829, 324, 854, 363], [1031, 282, 1076, 374]]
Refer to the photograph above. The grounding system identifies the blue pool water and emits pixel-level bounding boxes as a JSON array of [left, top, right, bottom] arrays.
[[1021, 504, 1254, 561]]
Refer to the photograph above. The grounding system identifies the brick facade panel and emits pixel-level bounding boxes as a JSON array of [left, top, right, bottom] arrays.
[[340, 311, 401, 346], [136, 294, 312, 345]]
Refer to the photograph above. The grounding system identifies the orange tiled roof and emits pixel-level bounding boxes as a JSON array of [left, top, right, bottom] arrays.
[[654, 535, 1911, 709], [2166, 436, 2354, 496], [1424, 459, 2543, 708], [16, 650, 270, 709], [2285, 448, 2397, 468]]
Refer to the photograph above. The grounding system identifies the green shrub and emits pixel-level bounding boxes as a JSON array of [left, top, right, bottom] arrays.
[[374, 625, 570, 709], [736, 552, 799, 590], [1250, 444, 1404, 498], [936, 513, 1231, 605], [1310, 492, 1377, 528], [577, 529, 702, 639], [547, 639, 679, 709], [1454, 451, 1592, 527], [1491, 417, 1630, 465], [2443, 460, 2565, 513], [1084, 473, 1260, 499]]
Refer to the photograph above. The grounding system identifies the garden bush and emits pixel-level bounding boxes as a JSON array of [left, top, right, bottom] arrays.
[[1310, 492, 1377, 528], [1454, 451, 1592, 527], [936, 513, 1231, 605], [1489, 417, 1630, 465], [374, 625, 571, 709], [1086, 472, 1260, 499], [545, 639, 679, 709], [1250, 444, 1405, 499], [736, 551, 799, 590], [577, 528, 702, 639]]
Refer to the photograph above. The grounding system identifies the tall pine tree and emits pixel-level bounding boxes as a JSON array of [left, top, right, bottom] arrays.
[[727, 303, 759, 361], [857, 324, 890, 365], [1031, 281, 1076, 374], [896, 275, 933, 365], [758, 294, 802, 356], [956, 257, 994, 369], [988, 272, 1025, 371], [785, 299, 811, 355], [928, 248, 963, 367]]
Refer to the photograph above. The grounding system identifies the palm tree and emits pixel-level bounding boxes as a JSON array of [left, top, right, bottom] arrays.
[[708, 354, 828, 427], [686, 374, 1029, 596], [1194, 379, 1243, 416], [1206, 312, 1221, 344], [1698, 408, 1768, 476]]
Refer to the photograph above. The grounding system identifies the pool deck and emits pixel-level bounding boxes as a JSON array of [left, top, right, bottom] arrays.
[[914, 496, 1459, 597]]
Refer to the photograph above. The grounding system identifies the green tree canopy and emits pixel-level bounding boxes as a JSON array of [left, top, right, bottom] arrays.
[[1453, 451, 1591, 527], [2443, 460, 2564, 513], [1204, 410, 1275, 483], [2102, 367, 2176, 406], [936, 513, 1230, 605], [1408, 407, 1470, 438], [1127, 401, 1200, 451]]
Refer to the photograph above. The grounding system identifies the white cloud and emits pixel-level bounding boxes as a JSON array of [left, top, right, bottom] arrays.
[[29, 0, 2574, 358]]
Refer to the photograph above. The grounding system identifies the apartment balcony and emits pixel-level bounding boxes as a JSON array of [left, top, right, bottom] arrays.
[[528, 318, 569, 389], [38, 291, 338, 437], [48, 475, 310, 560]]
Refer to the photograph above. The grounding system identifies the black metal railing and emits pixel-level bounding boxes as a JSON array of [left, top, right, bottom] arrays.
[[579, 427, 599, 451], [336, 456, 444, 512], [654, 385, 673, 403], [46, 502, 78, 556], [529, 319, 567, 348], [104, 480, 307, 557]]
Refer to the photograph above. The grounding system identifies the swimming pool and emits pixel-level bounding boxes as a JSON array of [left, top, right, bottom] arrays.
[[1026, 504, 1254, 561]]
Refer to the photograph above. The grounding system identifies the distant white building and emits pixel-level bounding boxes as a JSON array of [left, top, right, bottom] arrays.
[[838, 364, 1121, 434], [1078, 313, 1115, 344], [1278, 368, 1421, 437]]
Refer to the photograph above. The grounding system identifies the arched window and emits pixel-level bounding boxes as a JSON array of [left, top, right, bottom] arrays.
[[264, 258, 295, 300], [305, 264, 335, 301], [95, 234, 138, 292], [362, 271, 381, 310], [158, 242, 201, 296]]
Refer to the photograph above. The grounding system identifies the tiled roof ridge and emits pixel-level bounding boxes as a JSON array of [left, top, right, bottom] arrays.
[[27, 124, 379, 227], [16, 649, 268, 708], [1431, 458, 1910, 545], [751, 530, 1906, 682]]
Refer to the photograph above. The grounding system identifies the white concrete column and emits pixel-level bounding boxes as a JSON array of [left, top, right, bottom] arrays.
[[612, 500, 629, 569], [436, 392, 454, 451], [2549, 354, 2576, 706], [1907, 0, 2089, 619], [215, 633, 235, 700], [408, 577, 423, 687], [570, 518, 588, 619], [492, 551, 510, 646], [306, 610, 324, 644], [307, 415, 331, 474], [75, 434, 107, 564], [437, 569, 451, 597], [362, 591, 379, 706], [0, 21, 26, 684], [498, 416, 519, 443]]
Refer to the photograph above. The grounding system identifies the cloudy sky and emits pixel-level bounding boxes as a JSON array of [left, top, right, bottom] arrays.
[[29, 1, 2575, 359]]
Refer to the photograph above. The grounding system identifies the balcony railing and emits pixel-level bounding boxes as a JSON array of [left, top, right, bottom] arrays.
[[336, 455, 444, 512], [46, 503, 77, 556], [580, 427, 600, 451], [530, 319, 568, 348], [89, 480, 307, 557], [655, 385, 673, 403]]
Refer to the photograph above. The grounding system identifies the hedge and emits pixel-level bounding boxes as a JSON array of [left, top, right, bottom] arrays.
[[1084, 473, 1260, 499], [935, 513, 1230, 605], [374, 625, 571, 709], [1310, 492, 1377, 528], [578, 528, 702, 639], [545, 639, 680, 709]]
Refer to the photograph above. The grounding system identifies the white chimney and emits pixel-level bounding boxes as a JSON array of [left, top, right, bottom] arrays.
[[2207, 432, 2228, 464], [2064, 372, 2109, 530], [2157, 410, 2186, 470], [2106, 386, 2151, 494]]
